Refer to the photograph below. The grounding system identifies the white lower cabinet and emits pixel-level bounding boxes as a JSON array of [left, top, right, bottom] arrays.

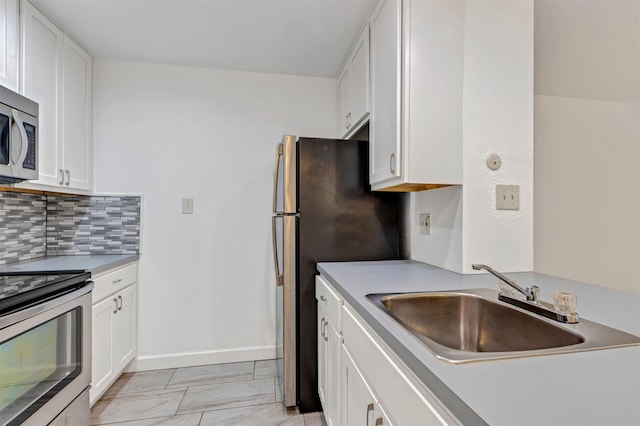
[[316, 276, 342, 426], [90, 262, 138, 405], [317, 274, 461, 426], [342, 345, 391, 426]]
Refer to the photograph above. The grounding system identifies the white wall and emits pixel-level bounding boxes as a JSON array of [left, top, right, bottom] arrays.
[[93, 58, 336, 369], [409, 0, 534, 274], [534, 97, 640, 294], [533, 1, 640, 294]]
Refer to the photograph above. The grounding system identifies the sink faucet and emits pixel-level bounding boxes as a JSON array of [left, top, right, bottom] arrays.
[[471, 264, 538, 301], [471, 264, 578, 323]]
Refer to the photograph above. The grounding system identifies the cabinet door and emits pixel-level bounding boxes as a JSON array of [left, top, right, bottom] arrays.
[[0, 0, 19, 91], [62, 36, 92, 190], [326, 319, 341, 426], [337, 66, 350, 138], [317, 302, 328, 410], [20, 0, 64, 187], [90, 295, 116, 405], [113, 284, 136, 369], [370, 0, 402, 185], [349, 27, 370, 130], [341, 346, 378, 426]]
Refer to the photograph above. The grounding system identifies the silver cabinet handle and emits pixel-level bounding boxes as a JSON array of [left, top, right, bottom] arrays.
[[113, 298, 118, 314], [320, 295, 327, 303], [118, 295, 123, 311], [375, 417, 384, 425], [112, 278, 123, 285], [65, 169, 70, 186], [321, 318, 328, 341], [59, 169, 65, 185], [366, 403, 375, 424], [390, 153, 396, 175]]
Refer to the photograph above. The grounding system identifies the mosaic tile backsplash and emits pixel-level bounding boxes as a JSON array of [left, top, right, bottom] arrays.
[[0, 192, 141, 264], [0, 192, 47, 265], [47, 196, 141, 255]]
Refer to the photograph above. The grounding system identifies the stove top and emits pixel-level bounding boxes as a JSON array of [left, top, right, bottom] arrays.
[[0, 271, 91, 315]]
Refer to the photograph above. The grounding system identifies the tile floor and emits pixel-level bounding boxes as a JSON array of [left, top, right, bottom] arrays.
[[90, 360, 326, 425]]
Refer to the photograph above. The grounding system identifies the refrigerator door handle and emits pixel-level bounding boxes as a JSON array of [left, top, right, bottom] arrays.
[[273, 143, 284, 215], [271, 215, 284, 286]]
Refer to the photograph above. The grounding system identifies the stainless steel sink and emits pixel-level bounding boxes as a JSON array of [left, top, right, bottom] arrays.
[[367, 289, 640, 363]]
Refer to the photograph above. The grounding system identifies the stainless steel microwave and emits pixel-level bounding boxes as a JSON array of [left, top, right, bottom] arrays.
[[0, 85, 38, 183]]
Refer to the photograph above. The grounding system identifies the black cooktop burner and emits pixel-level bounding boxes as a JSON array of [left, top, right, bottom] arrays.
[[0, 271, 91, 316]]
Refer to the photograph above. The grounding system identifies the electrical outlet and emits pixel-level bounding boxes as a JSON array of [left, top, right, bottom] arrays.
[[419, 213, 431, 235], [496, 185, 519, 210], [182, 198, 194, 214]]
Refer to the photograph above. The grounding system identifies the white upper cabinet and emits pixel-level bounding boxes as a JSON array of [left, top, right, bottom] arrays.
[[19, 0, 92, 193], [20, 0, 64, 187], [337, 25, 370, 138], [0, 0, 19, 91], [62, 36, 92, 190], [370, 0, 464, 191], [369, 0, 401, 185]]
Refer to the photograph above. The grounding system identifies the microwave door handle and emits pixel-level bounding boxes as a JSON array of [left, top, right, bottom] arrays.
[[273, 143, 283, 215], [11, 109, 27, 165], [272, 215, 284, 286]]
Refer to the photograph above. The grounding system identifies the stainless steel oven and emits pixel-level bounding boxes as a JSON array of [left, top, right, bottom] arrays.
[[0, 275, 92, 426]]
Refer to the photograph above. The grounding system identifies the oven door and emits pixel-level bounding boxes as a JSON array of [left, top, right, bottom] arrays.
[[0, 284, 93, 426]]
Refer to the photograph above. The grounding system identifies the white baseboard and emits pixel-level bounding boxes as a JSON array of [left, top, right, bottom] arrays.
[[127, 345, 278, 372]]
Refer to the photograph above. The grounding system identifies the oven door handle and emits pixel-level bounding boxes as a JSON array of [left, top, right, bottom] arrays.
[[0, 282, 94, 329]]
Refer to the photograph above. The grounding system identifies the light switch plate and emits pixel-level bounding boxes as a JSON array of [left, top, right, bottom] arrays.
[[496, 185, 519, 210], [182, 198, 194, 214]]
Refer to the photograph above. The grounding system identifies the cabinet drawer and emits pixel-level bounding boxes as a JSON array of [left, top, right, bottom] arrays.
[[92, 262, 138, 303], [316, 276, 342, 328], [342, 303, 460, 425]]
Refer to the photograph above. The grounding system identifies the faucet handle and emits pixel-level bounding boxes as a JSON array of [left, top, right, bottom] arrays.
[[498, 281, 515, 296], [528, 285, 540, 302], [554, 292, 578, 314]]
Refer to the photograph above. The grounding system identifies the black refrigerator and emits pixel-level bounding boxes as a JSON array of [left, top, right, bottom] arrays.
[[271, 135, 401, 412]]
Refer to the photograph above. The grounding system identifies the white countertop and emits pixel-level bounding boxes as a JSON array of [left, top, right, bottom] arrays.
[[0, 254, 139, 275], [317, 260, 640, 426]]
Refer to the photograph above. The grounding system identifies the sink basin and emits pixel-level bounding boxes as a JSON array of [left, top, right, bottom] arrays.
[[367, 289, 640, 363]]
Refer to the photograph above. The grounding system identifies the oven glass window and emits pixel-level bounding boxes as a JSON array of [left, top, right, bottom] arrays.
[[0, 307, 81, 425], [0, 113, 9, 166]]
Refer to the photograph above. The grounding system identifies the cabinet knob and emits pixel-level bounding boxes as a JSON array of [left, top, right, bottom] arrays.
[[390, 153, 396, 175]]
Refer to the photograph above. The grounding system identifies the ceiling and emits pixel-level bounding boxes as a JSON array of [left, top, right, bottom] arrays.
[[34, 0, 639, 99], [35, 0, 375, 78]]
